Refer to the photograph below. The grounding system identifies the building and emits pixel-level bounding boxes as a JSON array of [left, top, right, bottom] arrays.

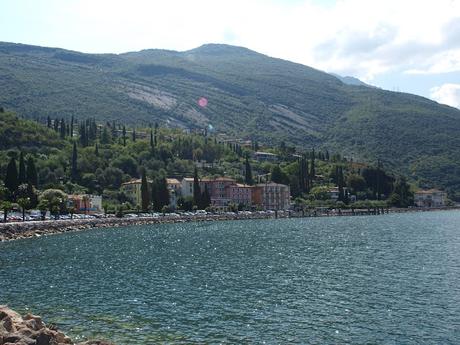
[[253, 151, 279, 162], [166, 178, 181, 209], [414, 189, 447, 207], [178, 176, 291, 210], [327, 187, 349, 201], [253, 182, 291, 210], [181, 177, 195, 198], [327, 187, 340, 201], [200, 177, 236, 208], [121, 178, 152, 206], [68, 194, 102, 214], [229, 183, 254, 207]]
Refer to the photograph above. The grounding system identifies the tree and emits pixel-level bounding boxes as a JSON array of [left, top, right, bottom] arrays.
[[17, 183, 38, 209], [70, 115, 74, 138], [59, 118, 66, 139], [132, 128, 136, 142], [310, 149, 316, 187], [150, 129, 154, 148], [101, 126, 111, 144], [5, 156, 18, 196], [122, 125, 127, 146], [201, 185, 211, 209], [17, 197, 30, 221], [18, 152, 26, 185], [152, 177, 169, 211], [245, 155, 253, 185], [154, 122, 159, 146], [82, 195, 90, 215], [336, 166, 345, 202], [193, 167, 201, 207], [71, 141, 79, 182], [389, 177, 413, 208], [140, 168, 150, 211], [40, 189, 68, 219], [271, 165, 288, 184], [26, 156, 38, 187], [95, 142, 99, 156], [298, 154, 309, 194], [347, 174, 366, 194], [1, 201, 12, 222]]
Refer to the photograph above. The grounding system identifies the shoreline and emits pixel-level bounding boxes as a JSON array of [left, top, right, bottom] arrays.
[[1, 207, 459, 242], [0, 305, 112, 345]]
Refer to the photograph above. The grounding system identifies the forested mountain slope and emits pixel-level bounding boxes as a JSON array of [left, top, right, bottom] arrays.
[[1, 42, 459, 197]]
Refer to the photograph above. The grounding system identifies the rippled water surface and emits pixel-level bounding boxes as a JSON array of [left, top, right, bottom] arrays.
[[1, 211, 460, 344]]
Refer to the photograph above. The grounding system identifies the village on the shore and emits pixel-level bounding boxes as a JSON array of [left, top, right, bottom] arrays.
[[0, 111, 452, 223]]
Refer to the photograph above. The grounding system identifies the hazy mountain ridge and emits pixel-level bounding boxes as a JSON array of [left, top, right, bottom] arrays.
[[1, 41, 460, 197]]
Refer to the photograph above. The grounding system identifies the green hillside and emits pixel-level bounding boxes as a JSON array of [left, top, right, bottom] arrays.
[[0, 42, 459, 198]]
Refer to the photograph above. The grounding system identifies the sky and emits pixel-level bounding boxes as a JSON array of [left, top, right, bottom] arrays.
[[1, 0, 460, 109]]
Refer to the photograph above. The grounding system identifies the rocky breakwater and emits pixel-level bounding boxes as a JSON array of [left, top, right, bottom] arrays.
[[0, 212, 278, 242], [0, 306, 112, 345]]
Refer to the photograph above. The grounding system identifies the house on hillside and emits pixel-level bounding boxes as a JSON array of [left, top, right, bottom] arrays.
[[253, 151, 279, 162]]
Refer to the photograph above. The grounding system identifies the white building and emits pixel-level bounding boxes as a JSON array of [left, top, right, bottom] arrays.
[[166, 178, 181, 209], [181, 177, 195, 198], [415, 189, 447, 207], [253, 151, 279, 162]]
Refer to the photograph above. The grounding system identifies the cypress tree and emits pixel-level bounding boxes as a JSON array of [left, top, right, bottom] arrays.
[[95, 142, 99, 156], [18, 152, 26, 185], [122, 126, 127, 147], [60, 118, 66, 139], [150, 129, 154, 148], [201, 185, 211, 209], [47, 116, 52, 128], [5, 157, 18, 196], [53, 118, 59, 132], [70, 115, 74, 137], [193, 167, 201, 207], [310, 149, 316, 187], [245, 155, 253, 185], [154, 122, 158, 146], [158, 177, 170, 209], [26, 156, 38, 187], [132, 129, 136, 142], [71, 141, 78, 182], [101, 126, 111, 144], [140, 168, 150, 211]]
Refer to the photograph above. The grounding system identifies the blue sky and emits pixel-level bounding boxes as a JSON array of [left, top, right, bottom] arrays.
[[1, 0, 460, 108]]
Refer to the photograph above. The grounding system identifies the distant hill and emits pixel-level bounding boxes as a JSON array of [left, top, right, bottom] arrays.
[[331, 73, 375, 87], [0, 42, 460, 198]]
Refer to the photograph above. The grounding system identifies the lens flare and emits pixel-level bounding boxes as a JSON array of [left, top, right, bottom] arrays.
[[198, 97, 208, 108]]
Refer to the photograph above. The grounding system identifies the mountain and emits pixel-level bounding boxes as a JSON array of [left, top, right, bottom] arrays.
[[1, 42, 460, 198], [331, 73, 374, 87]]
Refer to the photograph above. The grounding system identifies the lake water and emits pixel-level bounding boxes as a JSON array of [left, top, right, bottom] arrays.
[[1, 211, 459, 344]]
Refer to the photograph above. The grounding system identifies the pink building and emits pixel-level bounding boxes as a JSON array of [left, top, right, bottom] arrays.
[[229, 183, 253, 206], [199, 177, 235, 207]]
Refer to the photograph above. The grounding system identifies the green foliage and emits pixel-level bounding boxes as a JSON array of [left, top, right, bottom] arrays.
[[1, 42, 459, 197], [140, 168, 150, 211]]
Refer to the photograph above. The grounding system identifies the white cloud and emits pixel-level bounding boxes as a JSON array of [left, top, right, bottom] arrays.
[[430, 83, 460, 109], [2, 0, 460, 84]]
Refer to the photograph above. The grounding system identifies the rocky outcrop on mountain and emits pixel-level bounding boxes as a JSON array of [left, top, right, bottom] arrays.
[[0, 306, 112, 345]]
